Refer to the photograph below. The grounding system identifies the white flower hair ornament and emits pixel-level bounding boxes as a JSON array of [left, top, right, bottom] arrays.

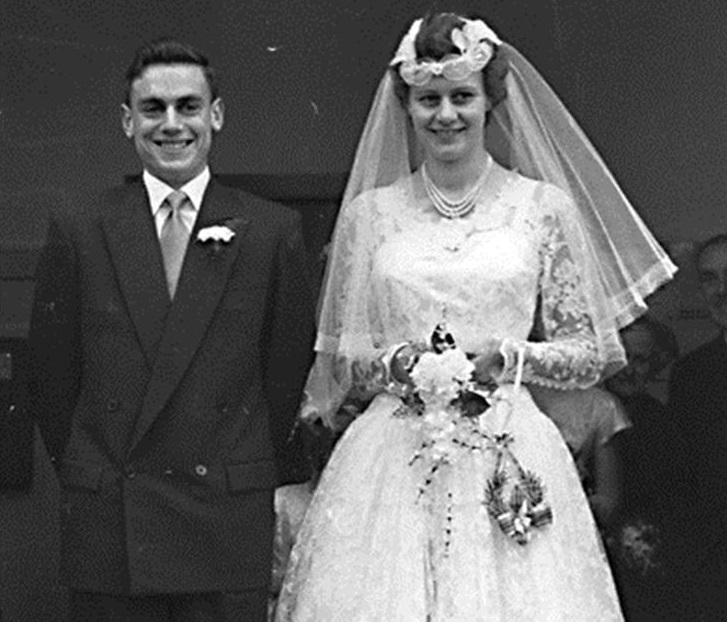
[[391, 18, 502, 86]]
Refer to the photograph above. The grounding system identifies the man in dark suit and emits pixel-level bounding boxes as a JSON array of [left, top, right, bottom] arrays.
[[667, 234, 727, 621], [26, 39, 315, 621]]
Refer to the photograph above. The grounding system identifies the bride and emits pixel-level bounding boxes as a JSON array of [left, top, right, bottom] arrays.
[[275, 12, 675, 621]]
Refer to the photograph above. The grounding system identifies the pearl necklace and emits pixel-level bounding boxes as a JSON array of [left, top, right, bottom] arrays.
[[422, 157, 493, 219]]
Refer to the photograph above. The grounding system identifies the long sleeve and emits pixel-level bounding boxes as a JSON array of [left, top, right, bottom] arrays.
[[499, 207, 603, 389], [300, 190, 396, 428], [301, 346, 398, 431], [262, 211, 317, 484]]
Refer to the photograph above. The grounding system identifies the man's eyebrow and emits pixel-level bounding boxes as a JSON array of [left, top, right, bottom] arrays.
[[176, 95, 204, 104], [137, 95, 204, 106], [138, 96, 165, 106]]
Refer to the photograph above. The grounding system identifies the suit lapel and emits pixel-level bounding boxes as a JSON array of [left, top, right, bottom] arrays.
[[103, 183, 170, 366], [129, 181, 250, 452]]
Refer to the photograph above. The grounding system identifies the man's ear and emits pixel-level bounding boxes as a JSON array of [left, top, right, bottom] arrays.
[[211, 98, 225, 132], [121, 104, 134, 138]]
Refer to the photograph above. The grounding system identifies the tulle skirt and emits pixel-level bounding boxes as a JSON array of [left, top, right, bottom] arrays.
[[275, 386, 624, 621]]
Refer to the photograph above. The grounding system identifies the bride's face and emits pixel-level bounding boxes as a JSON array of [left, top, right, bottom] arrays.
[[406, 73, 487, 165]]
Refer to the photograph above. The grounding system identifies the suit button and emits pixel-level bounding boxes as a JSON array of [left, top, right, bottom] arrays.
[[106, 399, 120, 412], [124, 467, 136, 479], [194, 465, 208, 477]]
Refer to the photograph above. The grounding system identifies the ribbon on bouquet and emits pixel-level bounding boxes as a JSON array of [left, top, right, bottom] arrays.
[[482, 346, 554, 545], [401, 327, 554, 546], [484, 432, 553, 545]]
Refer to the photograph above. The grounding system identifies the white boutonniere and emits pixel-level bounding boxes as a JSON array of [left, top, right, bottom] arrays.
[[196, 221, 239, 257], [197, 225, 236, 244]]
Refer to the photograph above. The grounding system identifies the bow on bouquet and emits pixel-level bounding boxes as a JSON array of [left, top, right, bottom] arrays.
[[393, 324, 553, 546], [483, 433, 553, 545]]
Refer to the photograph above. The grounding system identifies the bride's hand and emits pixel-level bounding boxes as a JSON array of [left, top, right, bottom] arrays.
[[472, 339, 505, 384]]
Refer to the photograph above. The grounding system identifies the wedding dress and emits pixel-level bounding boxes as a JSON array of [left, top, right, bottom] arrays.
[[275, 173, 625, 621]]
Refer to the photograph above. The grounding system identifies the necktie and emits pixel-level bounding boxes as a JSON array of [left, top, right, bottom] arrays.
[[160, 190, 191, 298]]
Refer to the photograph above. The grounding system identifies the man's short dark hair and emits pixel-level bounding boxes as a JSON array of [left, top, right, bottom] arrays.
[[125, 38, 218, 105]]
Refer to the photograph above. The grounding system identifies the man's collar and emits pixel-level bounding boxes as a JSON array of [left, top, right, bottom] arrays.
[[143, 168, 211, 214]]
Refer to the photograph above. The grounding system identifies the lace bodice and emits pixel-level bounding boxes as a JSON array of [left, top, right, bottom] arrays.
[[364, 173, 601, 389], [304, 172, 604, 426]]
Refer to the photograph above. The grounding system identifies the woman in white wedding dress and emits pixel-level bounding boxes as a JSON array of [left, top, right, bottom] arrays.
[[275, 12, 676, 621]]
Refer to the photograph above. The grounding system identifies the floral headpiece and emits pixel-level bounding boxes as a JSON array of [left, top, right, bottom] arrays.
[[390, 17, 502, 86]]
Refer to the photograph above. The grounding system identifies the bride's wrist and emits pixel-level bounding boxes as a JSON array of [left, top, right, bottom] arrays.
[[473, 340, 506, 383], [382, 343, 418, 384]]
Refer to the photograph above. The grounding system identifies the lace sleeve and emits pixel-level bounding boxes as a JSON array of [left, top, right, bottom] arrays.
[[334, 350, 392, 416], [301, 185, 404, 427], [301, 183, 416, 428], [499, 194, 603, 389]]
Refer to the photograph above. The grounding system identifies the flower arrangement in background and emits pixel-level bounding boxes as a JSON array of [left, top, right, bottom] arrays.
[[611, 519, 663, 576]]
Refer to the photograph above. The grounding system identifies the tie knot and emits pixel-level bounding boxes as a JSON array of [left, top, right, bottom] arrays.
[[165, 190, 189, 212]]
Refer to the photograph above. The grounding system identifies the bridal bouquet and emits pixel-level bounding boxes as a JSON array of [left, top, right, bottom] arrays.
[[394, 324, 552, 546], [393, 324, 492, 489]]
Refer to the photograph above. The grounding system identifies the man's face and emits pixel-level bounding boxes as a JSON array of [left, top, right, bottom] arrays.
[[698, 242, 727, 331], [121, 64, 223, 187]]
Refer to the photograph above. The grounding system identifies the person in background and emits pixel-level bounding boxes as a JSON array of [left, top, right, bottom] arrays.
[[529, 384, 629, 532], [25, 38, 315, 621], [667, 234, 727, 621], [606, 315, 683, 621]]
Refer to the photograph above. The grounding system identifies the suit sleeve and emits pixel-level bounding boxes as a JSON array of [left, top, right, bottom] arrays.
[[26, 213, 82, 465], [262, 211, 316, 485]]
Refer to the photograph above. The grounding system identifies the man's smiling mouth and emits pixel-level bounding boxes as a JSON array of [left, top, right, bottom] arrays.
[[154, 139, 194, 150]]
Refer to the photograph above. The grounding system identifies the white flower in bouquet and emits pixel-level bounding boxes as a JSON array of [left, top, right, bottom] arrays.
[[410, 348, 475, 407], [421, 408, 457, 461]]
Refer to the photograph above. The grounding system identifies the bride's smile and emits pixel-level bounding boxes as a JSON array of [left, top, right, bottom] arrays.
[[407, 73, 487, 165]]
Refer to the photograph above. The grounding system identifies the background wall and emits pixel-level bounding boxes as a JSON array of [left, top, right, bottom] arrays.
[[2, 0, 725, 342], [0, 0, 725, 618], [2, 0, 725, 243]]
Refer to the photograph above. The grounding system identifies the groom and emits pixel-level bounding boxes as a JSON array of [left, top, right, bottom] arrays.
[[26, 39, 314, 621]]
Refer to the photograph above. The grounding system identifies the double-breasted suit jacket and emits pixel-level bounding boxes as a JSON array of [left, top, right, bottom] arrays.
[[26, 177, 315, 594]]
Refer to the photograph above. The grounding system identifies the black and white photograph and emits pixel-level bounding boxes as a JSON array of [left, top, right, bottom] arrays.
[[0, 1, 724, 620]]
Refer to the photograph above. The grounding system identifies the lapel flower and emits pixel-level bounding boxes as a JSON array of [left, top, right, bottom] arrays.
[[196, 220, 239, 257], [197, 225, 236, 244]]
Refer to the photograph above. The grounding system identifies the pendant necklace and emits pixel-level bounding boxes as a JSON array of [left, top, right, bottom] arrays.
[[422, 156, 493, 219]]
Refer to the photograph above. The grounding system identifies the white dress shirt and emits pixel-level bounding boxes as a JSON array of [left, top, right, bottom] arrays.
[[143, 167, 211, 238]]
